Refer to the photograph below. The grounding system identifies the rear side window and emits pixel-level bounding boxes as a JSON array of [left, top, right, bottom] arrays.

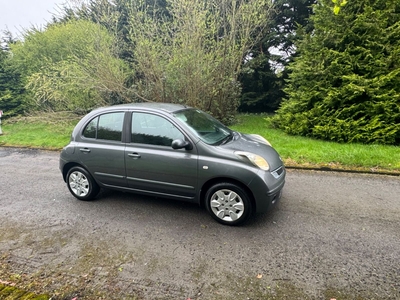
[[82, 112, 125, 141], [83, 118, 97, 138]]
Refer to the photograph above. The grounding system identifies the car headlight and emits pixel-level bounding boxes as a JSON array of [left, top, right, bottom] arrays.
[[235, 151, 270, 171]]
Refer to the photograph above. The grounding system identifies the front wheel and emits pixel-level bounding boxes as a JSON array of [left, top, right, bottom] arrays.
[[205, 182, 253, 226], [66, 166, 99, 201]]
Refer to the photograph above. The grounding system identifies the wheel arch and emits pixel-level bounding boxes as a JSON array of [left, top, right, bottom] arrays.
[[199, 177, 256, 213], [62, 162, 84, 182]]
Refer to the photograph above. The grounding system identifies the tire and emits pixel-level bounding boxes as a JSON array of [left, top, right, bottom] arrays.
[[205, 182, 253, 226], [66, 166, 99, 201]]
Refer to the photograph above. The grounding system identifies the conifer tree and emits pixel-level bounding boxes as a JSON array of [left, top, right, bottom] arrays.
[[239, 0, 316, 113], [273, 0, 400, 144], [0, 35, 28, 117]]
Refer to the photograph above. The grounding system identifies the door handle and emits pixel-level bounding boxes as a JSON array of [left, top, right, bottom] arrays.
[[79, 148, 91, 153], [128, 153, 141, 159]]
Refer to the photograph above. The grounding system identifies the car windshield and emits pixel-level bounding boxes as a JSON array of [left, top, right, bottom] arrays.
[[174, 109, 232, 145]]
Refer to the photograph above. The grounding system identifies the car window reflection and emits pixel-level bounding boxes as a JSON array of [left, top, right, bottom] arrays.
[[131, 112, 184, 146], [82, 112, 124, 141]]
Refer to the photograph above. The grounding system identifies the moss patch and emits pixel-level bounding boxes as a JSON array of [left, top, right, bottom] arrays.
[[0, 283, 50, 299]]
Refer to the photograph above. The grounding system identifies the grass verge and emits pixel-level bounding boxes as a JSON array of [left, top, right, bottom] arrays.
[[0, 112, 399, 174], [0, 112, 78, 150]]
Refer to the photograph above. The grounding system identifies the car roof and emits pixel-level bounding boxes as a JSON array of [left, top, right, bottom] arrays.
[[94, 102, 191, 114]]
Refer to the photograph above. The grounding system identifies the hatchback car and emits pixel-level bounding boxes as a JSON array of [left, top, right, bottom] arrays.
[[60, 103, 285, 225]]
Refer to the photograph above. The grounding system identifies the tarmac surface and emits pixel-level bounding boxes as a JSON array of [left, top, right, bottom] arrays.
[[0, 147, 399, 299]]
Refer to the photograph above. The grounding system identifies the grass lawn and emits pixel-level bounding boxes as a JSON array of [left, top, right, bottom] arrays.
[[0, 112, 78, 150], [0, 112, 399, 174]]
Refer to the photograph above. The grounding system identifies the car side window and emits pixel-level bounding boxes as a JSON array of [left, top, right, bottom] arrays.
[[131, 112, 184, 146], [82, 112, 124, 141], [83, 117, 97, 139]]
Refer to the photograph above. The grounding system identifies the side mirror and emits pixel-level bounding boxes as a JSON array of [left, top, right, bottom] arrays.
[[171, 139, 193, 150]]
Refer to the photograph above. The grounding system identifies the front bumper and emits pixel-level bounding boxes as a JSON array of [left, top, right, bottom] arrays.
[[249, 166, 286, 213]]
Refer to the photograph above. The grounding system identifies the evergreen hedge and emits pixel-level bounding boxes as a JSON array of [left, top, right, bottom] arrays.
[[273, 0, 400, 145]]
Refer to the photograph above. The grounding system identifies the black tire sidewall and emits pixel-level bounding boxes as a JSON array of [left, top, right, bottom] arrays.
[[66, 166, 99, 201], [205, 182, 252, 226]]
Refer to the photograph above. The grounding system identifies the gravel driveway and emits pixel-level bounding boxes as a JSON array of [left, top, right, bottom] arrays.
[[0, 147, 399, 299]]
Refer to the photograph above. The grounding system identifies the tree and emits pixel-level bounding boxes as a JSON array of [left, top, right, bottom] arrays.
[[128, 0, 274, 123], [239, 0, 316, 113], [48, 0, 275, 122], [0, 33, 28, 117], [273, 0, 400, 145], [10, 20, 128, 112], [239, 54, 285, 113], [54, 0, 173, 68], [53, 0, 141, 63]]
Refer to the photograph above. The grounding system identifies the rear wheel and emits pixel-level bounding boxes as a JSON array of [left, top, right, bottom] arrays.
[[205, 182, 252, 225], [66, 166, 99, 201]]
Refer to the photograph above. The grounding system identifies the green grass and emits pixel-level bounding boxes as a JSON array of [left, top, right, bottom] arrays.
[[0, 112, 78, 150], [0, 112, 399, 173]]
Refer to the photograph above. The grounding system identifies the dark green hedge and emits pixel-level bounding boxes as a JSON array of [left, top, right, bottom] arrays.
[[273, 0, 400, 145]]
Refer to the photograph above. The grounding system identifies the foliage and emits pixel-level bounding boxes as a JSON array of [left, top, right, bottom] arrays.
[[239, 55, 284, 113], [54, 0, 140, 63], [239, 0, 316, 113], [273, 0, 400, 145], [10, 20, 128, 112], [0, 39, 29, 117], [37, 0, 275, 122], [54, 0, 328, 118], [128, 0, 274, 123], [332, 0, 348, 15]]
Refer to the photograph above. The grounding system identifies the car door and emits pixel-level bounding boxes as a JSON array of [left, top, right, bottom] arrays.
[[125, 111, 198, 201], [78, 111, 127, 188]]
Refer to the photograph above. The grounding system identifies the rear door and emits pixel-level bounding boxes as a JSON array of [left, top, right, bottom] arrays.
[[125, 111, 198, 200], [78, 111, 127, 188]]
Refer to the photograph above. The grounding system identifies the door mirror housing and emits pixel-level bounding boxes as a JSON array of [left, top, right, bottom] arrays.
[[172, 139, 192, 150]]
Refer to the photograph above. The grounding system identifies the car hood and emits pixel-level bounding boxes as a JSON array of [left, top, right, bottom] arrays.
[[221, 132, 283, 171]]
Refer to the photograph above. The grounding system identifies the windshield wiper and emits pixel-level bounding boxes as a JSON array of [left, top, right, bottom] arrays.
[[219, 132, 234, 145]]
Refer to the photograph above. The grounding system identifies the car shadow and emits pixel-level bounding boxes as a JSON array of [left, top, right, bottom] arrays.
[[78, 188, 281, 229]]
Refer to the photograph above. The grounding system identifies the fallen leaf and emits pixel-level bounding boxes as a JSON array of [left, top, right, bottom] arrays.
[[256, 273, 263, 279]]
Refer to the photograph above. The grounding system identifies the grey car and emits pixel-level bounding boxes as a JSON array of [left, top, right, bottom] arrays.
[[60, 103, 285, 225]]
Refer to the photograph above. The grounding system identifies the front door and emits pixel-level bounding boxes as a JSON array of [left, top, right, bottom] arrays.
[[125, 112, 198, 200]]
